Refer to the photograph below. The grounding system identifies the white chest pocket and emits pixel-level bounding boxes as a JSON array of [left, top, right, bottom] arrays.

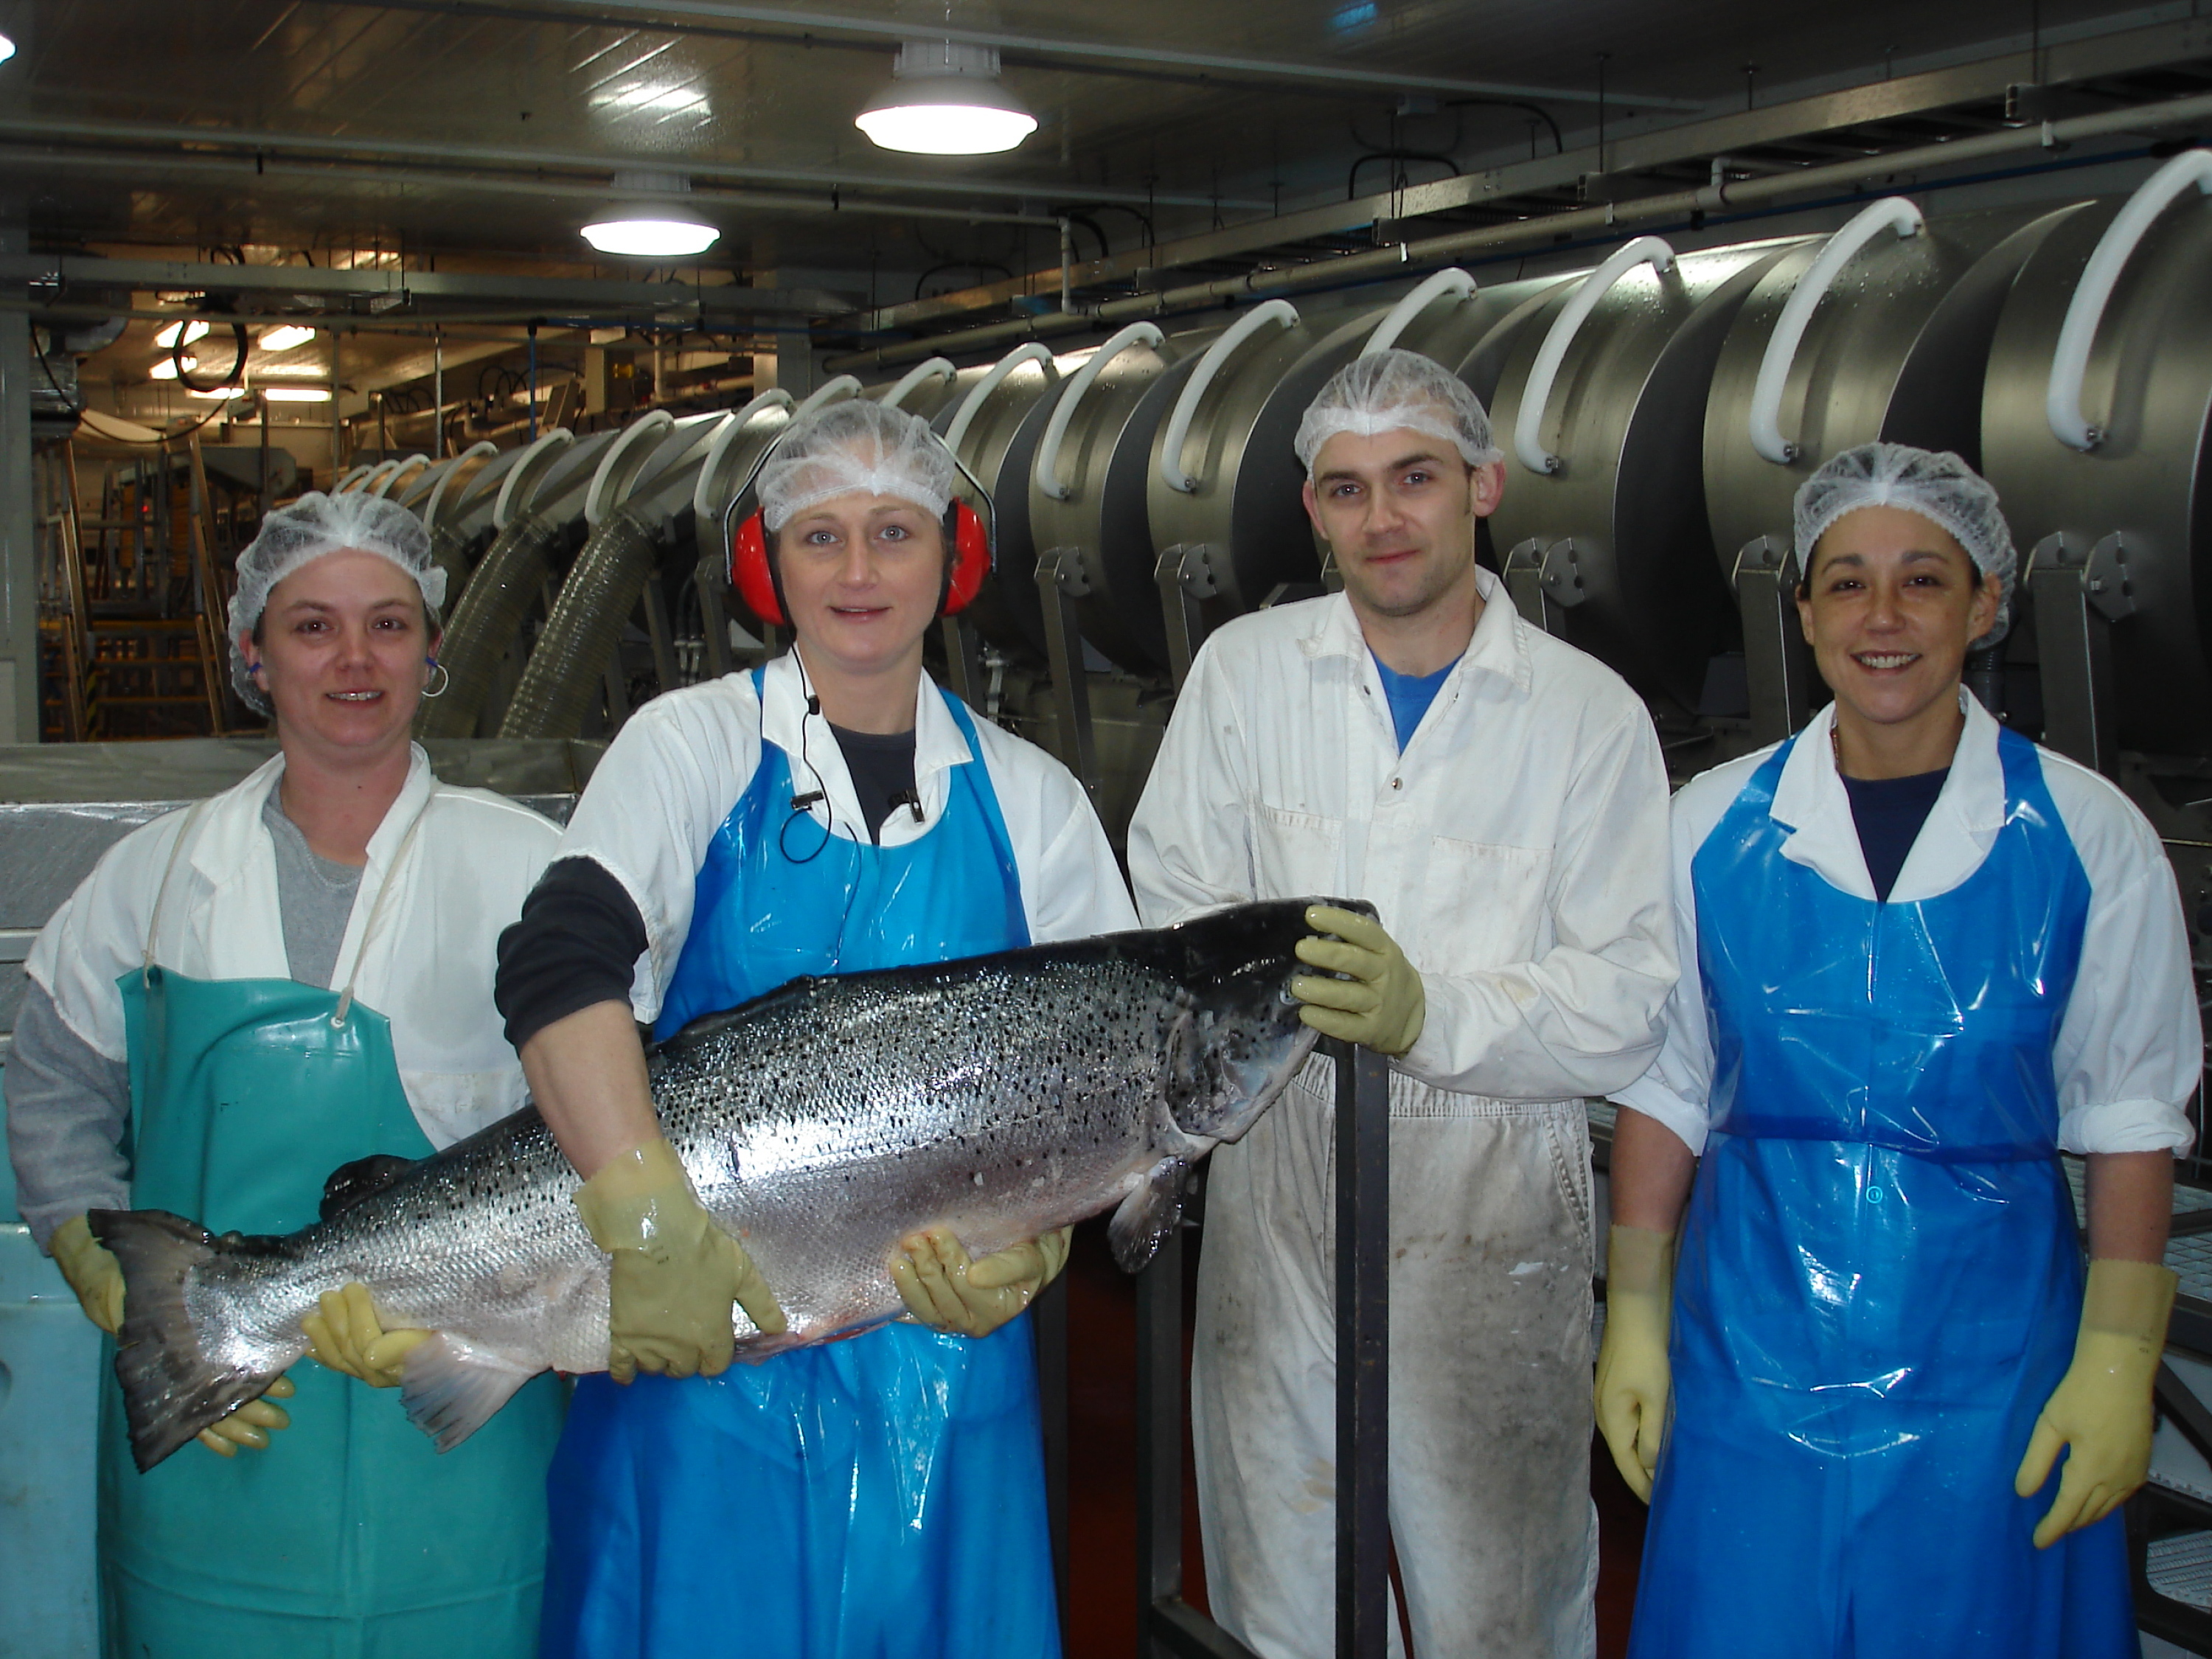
[[1252, 804, 1345, 902], [1414, 837, 1554, 974]]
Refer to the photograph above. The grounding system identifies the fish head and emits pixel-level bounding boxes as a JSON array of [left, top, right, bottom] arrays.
[[1161, 897, 1374, 1141]]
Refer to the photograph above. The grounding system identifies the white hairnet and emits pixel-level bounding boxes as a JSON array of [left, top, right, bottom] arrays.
[[1793, 442, 2016, 647], [1293, 348, 1503, 474], [757, 400, 956, 532], [226, 490, 448, 714]]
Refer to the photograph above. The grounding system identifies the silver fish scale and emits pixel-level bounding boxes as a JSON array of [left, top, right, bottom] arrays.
[[189, 953, 1208, 1380]]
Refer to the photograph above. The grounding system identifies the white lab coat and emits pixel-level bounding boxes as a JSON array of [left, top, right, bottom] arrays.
[[1127, 571, 1675, 1659], [1616, 692, 2198, 1158], [27, 745, 559, 1150], [552, 656, 1137, 1020]]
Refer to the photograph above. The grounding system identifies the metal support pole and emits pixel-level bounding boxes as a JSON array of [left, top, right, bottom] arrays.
[[432, 331, 445, 459], [2026, 530, 2135, 774], [939, 613, 987, 709], [329, 330, 343, 481], [1334, 1041, 1391, 1659], [0, 221, 37, 738], [1732, 534, 1812, 744], [527, 322, 540, 442], [1034, 545, 1099, 796], [1155, 542, 1217, 692], [1136, 1037, 1391, 1659]]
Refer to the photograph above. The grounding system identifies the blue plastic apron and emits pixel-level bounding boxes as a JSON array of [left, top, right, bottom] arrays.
[[542, 673, 1058, 1659], [97, 803, 563, 1659], [1630, 728, 2135, 1659]]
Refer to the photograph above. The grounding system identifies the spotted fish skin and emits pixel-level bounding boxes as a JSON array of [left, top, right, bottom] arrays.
[[97, 898, 1346, 1468]]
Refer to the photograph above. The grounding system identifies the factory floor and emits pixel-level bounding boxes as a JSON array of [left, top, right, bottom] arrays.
[[1059, 1218, 1647, 1658]]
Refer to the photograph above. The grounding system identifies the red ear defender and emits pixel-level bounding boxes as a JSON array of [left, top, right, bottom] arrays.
[[942, 501, 992, 616], [730, 511, 785, 627]]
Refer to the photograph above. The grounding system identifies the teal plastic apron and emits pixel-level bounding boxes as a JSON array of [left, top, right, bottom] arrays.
[[97, 798, 563, 1659]]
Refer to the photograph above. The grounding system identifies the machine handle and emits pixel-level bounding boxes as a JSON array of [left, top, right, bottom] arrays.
[[374, 454, 432, 498], [1748, 197, 1924, 465], [945, 343, 1057, 453], [1361, 268, 1476, 356], [490, 427, 574, 531], [692, 389, 796, 522], [1160, 299, 1301, 493], [582, 409, 675, 528], [1514, 236, 1675, 476], [422, 440, 498, 531], [877, 357, 957, 409], [1034, 323, 1166, 501], [790, 375, 863, 423], [2047, 148, 2212, 451]]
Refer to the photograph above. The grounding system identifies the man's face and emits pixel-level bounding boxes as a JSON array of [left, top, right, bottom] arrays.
[[1301, 426, 1503, 620]]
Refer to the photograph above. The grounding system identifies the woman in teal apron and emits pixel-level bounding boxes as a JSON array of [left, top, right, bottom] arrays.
[[10, 491, 566, 1659], [1595, 445, 2197, 1657], [498, 401, 1136, 1658]]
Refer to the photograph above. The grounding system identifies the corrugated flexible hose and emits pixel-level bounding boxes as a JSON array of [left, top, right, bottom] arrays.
[[497, 511, 661, 740], [415, 511, 560, 739]]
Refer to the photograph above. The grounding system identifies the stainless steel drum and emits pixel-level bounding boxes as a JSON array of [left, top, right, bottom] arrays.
[[1487, 236, 1806, 712], [1704, 200, 2073, 577], [1982, 154, 2212, 759], [1026, 321, 1192, 675], [933, 342, 1064, 660], [1140, 299, 1329, 664]]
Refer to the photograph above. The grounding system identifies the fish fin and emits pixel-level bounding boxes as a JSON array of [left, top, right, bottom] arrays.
[[397, 1332, 541, 1453], [91, 1208, 291, 1472], [1107, 1157, 1189, 1274], [318, 1153, 417, 1222]]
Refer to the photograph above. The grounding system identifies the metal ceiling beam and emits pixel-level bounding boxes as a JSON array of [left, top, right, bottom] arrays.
[[372, 0, 1703, 109], [0, 140, 1049, 229], [0, 114, 1262, 212], [859, 9, 2212, 334], [828, 86, 2212, 372], [0, 252, 851, 320]]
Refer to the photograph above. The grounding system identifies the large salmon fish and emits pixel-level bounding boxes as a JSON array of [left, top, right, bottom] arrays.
[[94, 898, 1346, 1470]]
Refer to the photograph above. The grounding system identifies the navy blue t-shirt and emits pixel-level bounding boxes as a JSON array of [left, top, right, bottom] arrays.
[[1840, 766, 1950, 902], [1371, 653, 1455, 751]]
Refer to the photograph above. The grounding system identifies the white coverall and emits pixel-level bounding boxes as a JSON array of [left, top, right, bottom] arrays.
[[1127, 571, 1676, 1659]]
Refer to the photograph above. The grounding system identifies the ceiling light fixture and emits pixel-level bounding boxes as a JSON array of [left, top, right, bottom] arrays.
[[855, 42, 1037, 155], [186, 385, 250, 400], [262, 385, 333, 403], [155, 319, 209, 349], [582, 171, 719, 258], [255, 363, 328, 378], [149, 355, 197, 380], [0, 35, 16, 66], [258, 324, 318, 352]]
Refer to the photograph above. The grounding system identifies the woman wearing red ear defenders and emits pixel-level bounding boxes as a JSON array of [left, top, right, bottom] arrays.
[[493, 398, 1136, 1659]]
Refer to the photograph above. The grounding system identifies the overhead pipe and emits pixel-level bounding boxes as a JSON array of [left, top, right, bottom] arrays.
[[828, 90, 2212, 375]]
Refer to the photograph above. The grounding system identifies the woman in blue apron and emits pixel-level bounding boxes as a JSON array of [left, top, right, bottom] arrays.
[[7, 491, 566, 1658], [1595, 444, 2199, 1657], [495, 400, 1136, 1658]]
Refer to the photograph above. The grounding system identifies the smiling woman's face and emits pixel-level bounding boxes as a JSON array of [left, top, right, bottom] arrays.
[[1797, 504, 2000, 737], [773, 490, 947, 680], [239, 549, 434, 761]]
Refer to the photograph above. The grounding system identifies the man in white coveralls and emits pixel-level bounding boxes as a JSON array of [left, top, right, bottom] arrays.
[[1126, 347, 1677, 1657]]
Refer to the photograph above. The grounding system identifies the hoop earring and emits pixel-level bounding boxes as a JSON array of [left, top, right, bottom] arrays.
[[422, 658, 450, 699]]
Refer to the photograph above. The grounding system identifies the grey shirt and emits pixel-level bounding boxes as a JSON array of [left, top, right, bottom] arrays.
[[4, 790, 364, 1248]]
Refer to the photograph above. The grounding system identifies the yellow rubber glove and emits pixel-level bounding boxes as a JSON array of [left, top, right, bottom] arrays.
[[1594, 1225, 1676, 1503], [891, 1226, 1074, 1338], [302, 1282, 431, 1388], [2014, 1256, 2177, 1548], [574, 1135, 787, 1383], [197, 1375, 296, 1458], [51, 1212, 125, 1335], [1290, 905, 1426, 1056]]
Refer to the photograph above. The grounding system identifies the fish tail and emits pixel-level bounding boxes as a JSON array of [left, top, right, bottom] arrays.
[[90, 1209, 291, 1472]]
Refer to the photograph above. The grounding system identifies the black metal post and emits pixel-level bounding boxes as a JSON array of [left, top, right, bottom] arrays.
[[1136, 1037, 1391, 1659]]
